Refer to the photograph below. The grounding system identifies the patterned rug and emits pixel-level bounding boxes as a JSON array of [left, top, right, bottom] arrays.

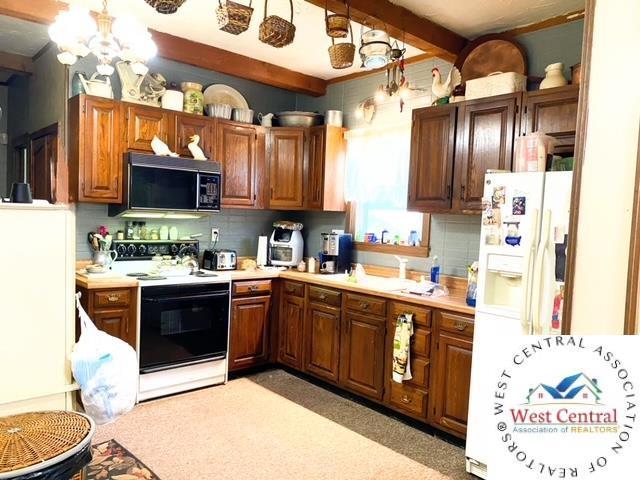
[[86, 439, 160, 480]]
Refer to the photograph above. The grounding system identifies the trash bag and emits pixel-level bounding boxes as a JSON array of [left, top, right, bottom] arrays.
[[71, 293, 137, 424]]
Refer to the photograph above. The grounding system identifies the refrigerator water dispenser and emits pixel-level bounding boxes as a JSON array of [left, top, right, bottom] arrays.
[[483, 254, 523, 309]]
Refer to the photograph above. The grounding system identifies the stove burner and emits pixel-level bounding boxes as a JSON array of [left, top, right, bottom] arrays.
[[193, 271, 218, 278], [127, 272, 149, 278], [138, 275, 167, 281]]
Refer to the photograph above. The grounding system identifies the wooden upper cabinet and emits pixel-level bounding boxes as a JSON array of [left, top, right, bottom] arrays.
[[69, 95, 122, 203], [306, 126, 346, 211], [454, 93, 520, 212], [217, 120, 258, 208], [125, 104, 174, 152], [268, 128, 305, 209], [408, 104, 457, 212], [175, 113, 214, 159], [524, 85, 579, 154]]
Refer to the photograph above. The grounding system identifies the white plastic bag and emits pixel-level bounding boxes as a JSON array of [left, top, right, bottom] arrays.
[[71, 293, 138, 424]]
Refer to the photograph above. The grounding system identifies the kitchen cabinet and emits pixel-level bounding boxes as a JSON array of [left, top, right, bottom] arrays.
[[229, 279, 272, 372], [454, 93, 520, 212], [268, 128, 305, 209], [76, 286, 137, 349], [124, 104, 174, 152], [175, 113, 215, 159], [217, 120, 260, 208], [408, 104, 457, 212], [278, 281, 305, 369], [523, 85, 580, 155], [339, 294, 387, 401], [29, 124, 59, 203], [430, 311, 474, 438], [306, 126, 346, 211], [304, 286, 342, 383], [68, 94, 122, 203], [384, 302, 433, 420]]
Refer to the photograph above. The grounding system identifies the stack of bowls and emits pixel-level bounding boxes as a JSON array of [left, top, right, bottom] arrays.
[[232, 108, 254, 124], [206, 103, 232, 119]]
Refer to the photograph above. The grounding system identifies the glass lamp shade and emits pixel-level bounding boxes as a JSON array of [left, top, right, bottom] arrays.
[[56, 51, 78, 65], [49, 5, 96, 59]]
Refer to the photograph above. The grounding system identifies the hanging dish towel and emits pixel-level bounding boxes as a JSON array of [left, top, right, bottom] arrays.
[[392, 313, 414, 383]]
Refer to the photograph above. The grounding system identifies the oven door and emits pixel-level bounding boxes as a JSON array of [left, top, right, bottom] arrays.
[[139, 283, 229, 373]]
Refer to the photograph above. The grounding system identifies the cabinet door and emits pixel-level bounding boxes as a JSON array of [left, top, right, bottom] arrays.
[[430, 327, 473, 437], [268, 128, 305, 209], [340, 310, 385, 400], [92, 308, 131, 346], [524, 86, 579, 154], [81, 96, 122, 202], [30, 131, 56, 203], [305, 302, 341, 383], [217, 120, 258, 207], [454, 94, 519, 212], [229, 295, 271, 371], [408, 105, 457, 212], [306, 126, 325, 210], [278, 293, 305, 370], [175, 114, 214, 159], [125, 105, 174, 152]]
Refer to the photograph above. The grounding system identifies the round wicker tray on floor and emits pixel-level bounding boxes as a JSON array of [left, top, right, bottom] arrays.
[[0, 411, 95, 479]]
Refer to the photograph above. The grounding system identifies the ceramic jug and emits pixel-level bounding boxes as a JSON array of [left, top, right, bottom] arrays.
[[92, 250, 118, 269], [79, 73, 113, 99], [258, 113, 274, 127], [540, 63, 568, 89]]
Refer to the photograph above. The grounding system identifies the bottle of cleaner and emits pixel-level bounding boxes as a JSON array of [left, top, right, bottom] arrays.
[[430, 256, 440, 284]]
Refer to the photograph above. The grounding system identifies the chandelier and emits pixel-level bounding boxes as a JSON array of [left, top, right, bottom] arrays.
[[49, 0, 157, 76]]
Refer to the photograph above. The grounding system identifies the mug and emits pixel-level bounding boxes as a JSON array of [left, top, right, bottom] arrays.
[[321, 260, 336, 273], [258, 112, 274, 127]]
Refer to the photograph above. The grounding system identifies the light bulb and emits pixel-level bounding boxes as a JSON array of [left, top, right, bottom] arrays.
[[354, 105, 364, 120], [399, 84, 410, 100], [57, 51, 77, 65], [375, 86, 386, 104]]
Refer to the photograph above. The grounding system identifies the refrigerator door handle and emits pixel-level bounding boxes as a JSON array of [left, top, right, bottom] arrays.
[[520, 208, 539, 334], [531, 209, 552, 334]]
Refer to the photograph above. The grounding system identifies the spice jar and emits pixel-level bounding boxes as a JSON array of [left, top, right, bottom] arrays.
[[181, 82, 204, 115]]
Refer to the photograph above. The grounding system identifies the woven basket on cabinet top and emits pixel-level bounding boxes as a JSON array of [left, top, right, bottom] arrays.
[[217, 0, 254, 35], [259, 0, 296, 48]]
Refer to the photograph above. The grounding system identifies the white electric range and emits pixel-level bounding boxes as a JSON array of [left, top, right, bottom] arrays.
[[111, 240, 231, 401]]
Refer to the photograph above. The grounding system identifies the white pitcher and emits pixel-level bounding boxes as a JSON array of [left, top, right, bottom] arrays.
[[258, 112, 274, 127]]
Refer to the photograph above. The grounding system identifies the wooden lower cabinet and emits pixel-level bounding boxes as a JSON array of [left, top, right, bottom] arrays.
[[229, 295, 271, 372], [304, 287, 341, 383], [429, 311, 474, 438], [339, 307, 386, 401], [76, 286, 137, 349], [278, 281, 305, 370]]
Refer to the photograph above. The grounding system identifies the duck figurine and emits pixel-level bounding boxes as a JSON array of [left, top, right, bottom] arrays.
[[151, 135, 178, 157], [187, 134, 207, 160]]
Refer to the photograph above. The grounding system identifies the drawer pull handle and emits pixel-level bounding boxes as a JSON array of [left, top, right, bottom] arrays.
[[318, 294, 327, 300], [107, 295, 120, 302], [401, 395, 411, 404], [249, 285, 259, 291], [454, 322, 467, 331], [286, 288, 295, 294], [360, 302, 369, 310]]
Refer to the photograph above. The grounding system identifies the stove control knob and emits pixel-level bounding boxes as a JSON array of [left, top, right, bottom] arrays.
[[138, 244, 147, 255], [170, 244, 179, 255], [148, 245, 158, 255], [116, 244, 127, 256], [128, 244, 137, 256]]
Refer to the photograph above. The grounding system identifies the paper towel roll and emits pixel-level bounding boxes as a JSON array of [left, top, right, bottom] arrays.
[[257, 236, 268, 266]]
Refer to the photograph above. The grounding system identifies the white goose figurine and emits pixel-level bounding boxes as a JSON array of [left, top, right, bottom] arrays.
[[187, 134, 207, 160], [151, 135, 178, 157]]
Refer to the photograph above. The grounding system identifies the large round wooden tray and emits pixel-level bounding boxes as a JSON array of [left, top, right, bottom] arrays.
[[455, 33, 528, 83]]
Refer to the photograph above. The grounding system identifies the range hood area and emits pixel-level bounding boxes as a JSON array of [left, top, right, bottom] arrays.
[[108, 153, 222, 218]]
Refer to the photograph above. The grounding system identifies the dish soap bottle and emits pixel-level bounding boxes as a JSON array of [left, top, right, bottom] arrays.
[[430, 256, 440, 284]]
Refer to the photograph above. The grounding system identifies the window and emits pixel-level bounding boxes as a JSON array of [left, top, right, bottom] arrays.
[[345, 124, 427, 252]]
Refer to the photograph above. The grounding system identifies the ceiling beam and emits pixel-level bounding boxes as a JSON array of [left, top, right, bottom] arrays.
[[501, 9, 585, 37], [0, 51, 33, 75], [0, 0, 327, 96], [304, 0, 467, 62]]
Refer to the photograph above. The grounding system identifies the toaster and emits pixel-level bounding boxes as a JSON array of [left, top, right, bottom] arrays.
[[203, 249, 237, 271]]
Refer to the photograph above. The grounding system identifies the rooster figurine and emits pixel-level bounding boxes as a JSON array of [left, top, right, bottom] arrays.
[[187, 134, 207, 160], [151, 135, 178, 157], [431, 66, 461, 105]]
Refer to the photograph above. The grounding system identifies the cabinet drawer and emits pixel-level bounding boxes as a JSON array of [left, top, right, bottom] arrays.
[[344, 293, 386, 317], [308, 286, 341, 307], [94, 289, 131, 308], [283, 281, 304, 297], [389, 302, 432, 327], [439, 311, 474, 338], [389, 382, 428, 417], [233, 280, 272, 296]]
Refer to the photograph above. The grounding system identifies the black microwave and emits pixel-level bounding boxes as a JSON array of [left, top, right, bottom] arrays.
[[109, 153, 221, 217]]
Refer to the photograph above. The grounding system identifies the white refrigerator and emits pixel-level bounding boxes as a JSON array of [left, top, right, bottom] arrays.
[[465, 171, 573, 478]]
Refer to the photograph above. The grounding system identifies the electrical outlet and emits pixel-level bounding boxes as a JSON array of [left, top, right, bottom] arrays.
[[211, 228, 220, 243]]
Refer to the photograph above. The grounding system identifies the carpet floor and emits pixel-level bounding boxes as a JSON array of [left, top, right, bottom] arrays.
[[94, 369, 474, 480]]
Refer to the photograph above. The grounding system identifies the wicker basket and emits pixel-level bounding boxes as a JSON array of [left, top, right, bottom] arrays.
[[259, 0, 296, 48], [325, 1, 350, 38], [217, 0, 253, 35], [328, 21, 355, 69], [144, 0, 186, 14]]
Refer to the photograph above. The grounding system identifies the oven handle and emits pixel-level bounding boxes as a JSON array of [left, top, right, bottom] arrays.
[[140, 354, 227, 374], [143, 291, 229, 303]]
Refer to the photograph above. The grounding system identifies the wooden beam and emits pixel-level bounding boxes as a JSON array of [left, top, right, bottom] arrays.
[[0, 0, 327, 96], [327, 52, 435, 85], [304, 0, 467, 62], [0, 51, 33, 75], [502, 9, 585, 37]]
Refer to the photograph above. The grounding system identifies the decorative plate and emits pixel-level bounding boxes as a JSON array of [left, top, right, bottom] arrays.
[[203, 84, 249, 109]]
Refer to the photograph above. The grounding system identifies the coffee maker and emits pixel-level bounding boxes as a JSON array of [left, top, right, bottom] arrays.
[[320, 232, 353, 274]]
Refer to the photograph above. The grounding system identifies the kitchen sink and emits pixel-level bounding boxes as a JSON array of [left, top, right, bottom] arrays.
[[319, 273, 418, 293]]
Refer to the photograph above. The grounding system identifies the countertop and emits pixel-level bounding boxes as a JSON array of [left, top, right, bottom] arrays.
[[76, 269, 474, 316]]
